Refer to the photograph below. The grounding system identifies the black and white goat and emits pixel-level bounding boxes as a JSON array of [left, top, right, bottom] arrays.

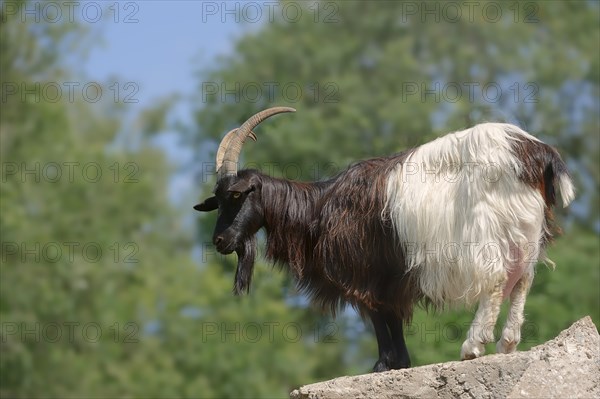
[[194, 107, 574, 371]]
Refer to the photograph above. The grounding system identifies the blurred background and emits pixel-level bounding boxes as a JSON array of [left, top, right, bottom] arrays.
[[1, 1, 598, 397]]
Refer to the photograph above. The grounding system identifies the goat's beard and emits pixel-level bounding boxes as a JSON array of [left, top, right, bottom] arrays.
[[233, 236, 257, 295]]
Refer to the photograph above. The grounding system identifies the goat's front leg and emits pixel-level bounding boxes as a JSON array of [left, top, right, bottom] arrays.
[[369, 310, 395, 372], [385, 311, 411, 369], [497, 270, 533, 354], [461, 277, 505, 360]]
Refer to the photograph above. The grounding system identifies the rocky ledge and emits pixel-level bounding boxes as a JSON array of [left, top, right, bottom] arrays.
[[291, 316, 599, 399]]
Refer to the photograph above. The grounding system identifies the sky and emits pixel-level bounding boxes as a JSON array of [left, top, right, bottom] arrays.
[[84, 2, 243, 110], [81, 2, 250, 203]]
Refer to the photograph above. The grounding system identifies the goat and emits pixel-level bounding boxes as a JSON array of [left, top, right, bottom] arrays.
[[194, 107, 574, 371]]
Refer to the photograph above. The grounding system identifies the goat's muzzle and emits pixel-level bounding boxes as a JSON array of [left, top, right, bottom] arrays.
[[213, 235, 235, 255]]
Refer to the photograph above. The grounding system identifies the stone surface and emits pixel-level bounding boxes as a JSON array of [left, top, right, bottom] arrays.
[[290, 316, 600, 399]]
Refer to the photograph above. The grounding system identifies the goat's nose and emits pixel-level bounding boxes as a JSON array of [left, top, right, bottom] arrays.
[[213, 236, 223, 246]]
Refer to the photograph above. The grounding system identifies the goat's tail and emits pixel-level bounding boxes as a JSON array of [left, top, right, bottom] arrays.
[[508, 128, 575, 208], [525, 137, 575, 261], [544, 146, 575, 208]]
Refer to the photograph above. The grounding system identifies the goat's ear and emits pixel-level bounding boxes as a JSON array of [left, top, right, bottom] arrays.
[[193, 196, 218, 212], [227, 179, 255, 194]]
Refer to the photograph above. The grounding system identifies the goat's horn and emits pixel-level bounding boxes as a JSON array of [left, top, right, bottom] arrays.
[[217, 107, 296, 179], [215, 129, 257, 173]]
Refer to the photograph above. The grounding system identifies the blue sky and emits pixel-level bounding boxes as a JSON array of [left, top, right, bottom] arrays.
[[84, 2, 243, 110], [81, 2, 251, 203]]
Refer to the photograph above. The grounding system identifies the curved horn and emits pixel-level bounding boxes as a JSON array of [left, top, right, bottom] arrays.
[[215, 129, 257, 173], [217, 107, 296, 179]]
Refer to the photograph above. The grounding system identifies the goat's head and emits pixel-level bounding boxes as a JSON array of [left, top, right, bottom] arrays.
[[194, 107, 295, 294]]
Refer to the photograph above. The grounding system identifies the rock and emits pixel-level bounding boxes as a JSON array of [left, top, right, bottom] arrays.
[[290, 316, 600, 399]]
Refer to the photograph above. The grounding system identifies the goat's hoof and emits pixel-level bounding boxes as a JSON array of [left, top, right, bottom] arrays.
[[373, 357, 410, 371], [496, 338, 518, 354], [373, 360, 391, 372], [461, 340, 485, 360], [394, 361, 411, 369]]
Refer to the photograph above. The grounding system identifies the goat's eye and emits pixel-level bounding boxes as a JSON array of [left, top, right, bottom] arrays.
[[232, 192, 241, 199]]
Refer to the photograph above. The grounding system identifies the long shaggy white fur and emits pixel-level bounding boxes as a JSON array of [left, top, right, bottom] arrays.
[[384, 123, 567, 307]]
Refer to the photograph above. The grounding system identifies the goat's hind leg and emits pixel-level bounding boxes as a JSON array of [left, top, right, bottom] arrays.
[[460, 276, 505, 360], [497, 269, 533, 354]]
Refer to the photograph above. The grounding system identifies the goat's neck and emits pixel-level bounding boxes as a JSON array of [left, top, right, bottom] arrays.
[[259, 175, 327, 269]]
